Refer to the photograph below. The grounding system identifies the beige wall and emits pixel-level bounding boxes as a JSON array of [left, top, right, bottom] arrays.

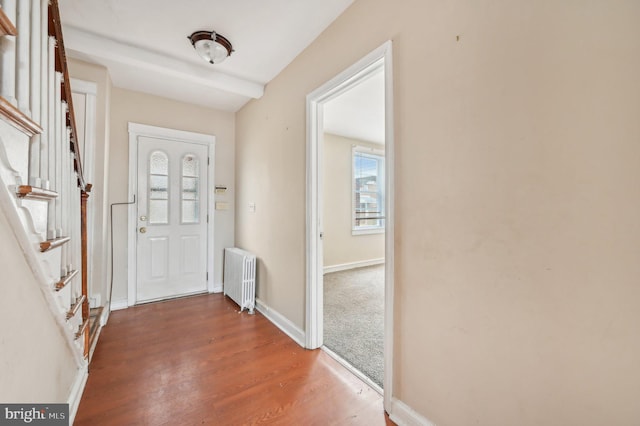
[[68, 59, 112, 307], [236, 0, 640, 424], [0, 207, 78, 402], [323, 133, 384, 268], [109, 88, 235, 304]]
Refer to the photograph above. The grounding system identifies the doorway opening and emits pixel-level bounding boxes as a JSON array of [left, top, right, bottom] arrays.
[[127, 123, 216, 307], [305, 41, 394, 410]]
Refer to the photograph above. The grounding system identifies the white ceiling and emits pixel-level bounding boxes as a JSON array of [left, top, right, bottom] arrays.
[[323, 67, 385, 145], [59, 0, 354, 112]]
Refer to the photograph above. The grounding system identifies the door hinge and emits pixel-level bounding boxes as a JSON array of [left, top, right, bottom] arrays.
[[207, 214, 209, 223], [206, 272, 208, 280], [208, 157, 210, 165]]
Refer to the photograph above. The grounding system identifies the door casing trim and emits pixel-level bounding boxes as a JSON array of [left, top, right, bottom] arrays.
[[127, 122, 216, 306], [305, 40, 395, 411]]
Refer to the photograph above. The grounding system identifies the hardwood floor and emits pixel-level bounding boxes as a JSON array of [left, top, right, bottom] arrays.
[[75, 293, 394, 425]]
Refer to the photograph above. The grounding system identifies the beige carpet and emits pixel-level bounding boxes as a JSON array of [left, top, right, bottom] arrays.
[[323, 264, 384, 388]]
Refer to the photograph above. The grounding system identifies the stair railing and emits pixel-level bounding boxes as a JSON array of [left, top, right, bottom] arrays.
[[0, 0, 92, 359]]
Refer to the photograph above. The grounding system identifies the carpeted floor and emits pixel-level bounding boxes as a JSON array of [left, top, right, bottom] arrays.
[[323, 264, 384, 388]]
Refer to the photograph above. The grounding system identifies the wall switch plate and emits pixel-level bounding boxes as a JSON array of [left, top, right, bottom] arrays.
[[249, 202, 256, 212]]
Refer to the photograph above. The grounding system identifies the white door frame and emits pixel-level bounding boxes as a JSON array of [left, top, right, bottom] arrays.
[[305, 41, 395, 411], [127, 122, 216, 306]]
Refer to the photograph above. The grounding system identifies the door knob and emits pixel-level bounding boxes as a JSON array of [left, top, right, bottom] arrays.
[[139, 227, 147, 234]]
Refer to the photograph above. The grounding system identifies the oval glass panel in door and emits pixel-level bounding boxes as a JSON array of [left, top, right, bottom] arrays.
[[149, 151, 169, 224], [181, 154, 200, 224]]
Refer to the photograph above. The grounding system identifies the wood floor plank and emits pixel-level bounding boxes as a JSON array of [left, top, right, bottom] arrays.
[[75, 293, 394, 425]]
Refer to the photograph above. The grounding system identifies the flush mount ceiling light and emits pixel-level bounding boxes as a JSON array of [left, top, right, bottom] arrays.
[[188, 30, 234, 64]]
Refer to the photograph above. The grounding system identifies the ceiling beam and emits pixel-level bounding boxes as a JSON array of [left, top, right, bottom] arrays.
[[62, 25, 264, 99]]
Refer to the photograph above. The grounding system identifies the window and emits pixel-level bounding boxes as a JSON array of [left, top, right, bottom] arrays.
[[181, 154, 200, 224], [149, 151, 169, 224], [353, 146, 385, 234]]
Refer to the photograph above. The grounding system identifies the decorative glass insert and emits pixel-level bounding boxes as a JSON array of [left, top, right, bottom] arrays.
[[353, 147, 385, 232], [149, 151, 169, 224], [181, 154, 200, 224]]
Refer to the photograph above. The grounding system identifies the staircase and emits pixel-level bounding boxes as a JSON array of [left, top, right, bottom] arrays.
[[0, 0, 95, 367]]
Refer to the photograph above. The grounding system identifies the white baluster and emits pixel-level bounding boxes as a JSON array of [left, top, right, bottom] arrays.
[[28, 0, 41, 186], [39, 0, 48, 184], [77, 185, 82, 299], [62, 136, 73, 274], [15, 0, 31, 114], [49, 71, 62, 243], [57, 100, 66, 244], [66, 129, 72, 274], [71, 156, 78, 277], [75, 183, 81, 298], [78, 185, 83, 301], [59, 104, 68, 277], [46, 38, 56, 239], [0, 0, 17, 104], [77, 185, 83, 300], [70, 179, 75, 296]]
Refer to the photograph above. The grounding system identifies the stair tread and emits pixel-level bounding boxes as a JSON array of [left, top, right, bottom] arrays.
[[0, 96, 43, 137], [88, 307, 104, 363], [40, 236, 70, 252], [16, 185, 59, 200], [0, 8, 17, 36], [75, 318, 89, 340], [66, 295, 86, 320], [89, 307, 104, 342], [56, 269, 78, 291]]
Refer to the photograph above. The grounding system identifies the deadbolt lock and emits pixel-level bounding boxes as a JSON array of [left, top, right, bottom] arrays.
[[140, 215, 147, 221]]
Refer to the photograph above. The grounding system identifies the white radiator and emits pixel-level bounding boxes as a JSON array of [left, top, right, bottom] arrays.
[[223, 248, 256, 314]]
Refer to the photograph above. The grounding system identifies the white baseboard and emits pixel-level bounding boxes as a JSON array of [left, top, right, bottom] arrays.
[[323, 258, 385, 274], [99, 305, 109, 326], [255, 298, 305, 347], [211, 283, 223, 293], [389, 398, 436, 426], [109, 299, 129, 311], [68, 365, 89, 425]]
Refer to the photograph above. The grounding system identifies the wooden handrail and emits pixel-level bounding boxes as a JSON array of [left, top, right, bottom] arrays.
[[50, 1, 93, 360], [48, 0, 87, 192]]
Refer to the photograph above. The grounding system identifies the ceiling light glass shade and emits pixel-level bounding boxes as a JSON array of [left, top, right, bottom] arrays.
[[188, 31, 234, 64]]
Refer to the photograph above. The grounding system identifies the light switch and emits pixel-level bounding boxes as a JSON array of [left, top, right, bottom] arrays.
[[249, 202, 256, 213]]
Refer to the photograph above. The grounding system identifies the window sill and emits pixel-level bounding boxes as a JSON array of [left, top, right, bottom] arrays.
[[352, 228, 384, 236]]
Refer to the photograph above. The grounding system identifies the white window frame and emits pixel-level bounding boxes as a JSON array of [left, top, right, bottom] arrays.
[[352, 145, 385, 235]]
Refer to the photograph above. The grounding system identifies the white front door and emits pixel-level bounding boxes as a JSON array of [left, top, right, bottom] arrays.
[[136, 136, 209, 302]]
